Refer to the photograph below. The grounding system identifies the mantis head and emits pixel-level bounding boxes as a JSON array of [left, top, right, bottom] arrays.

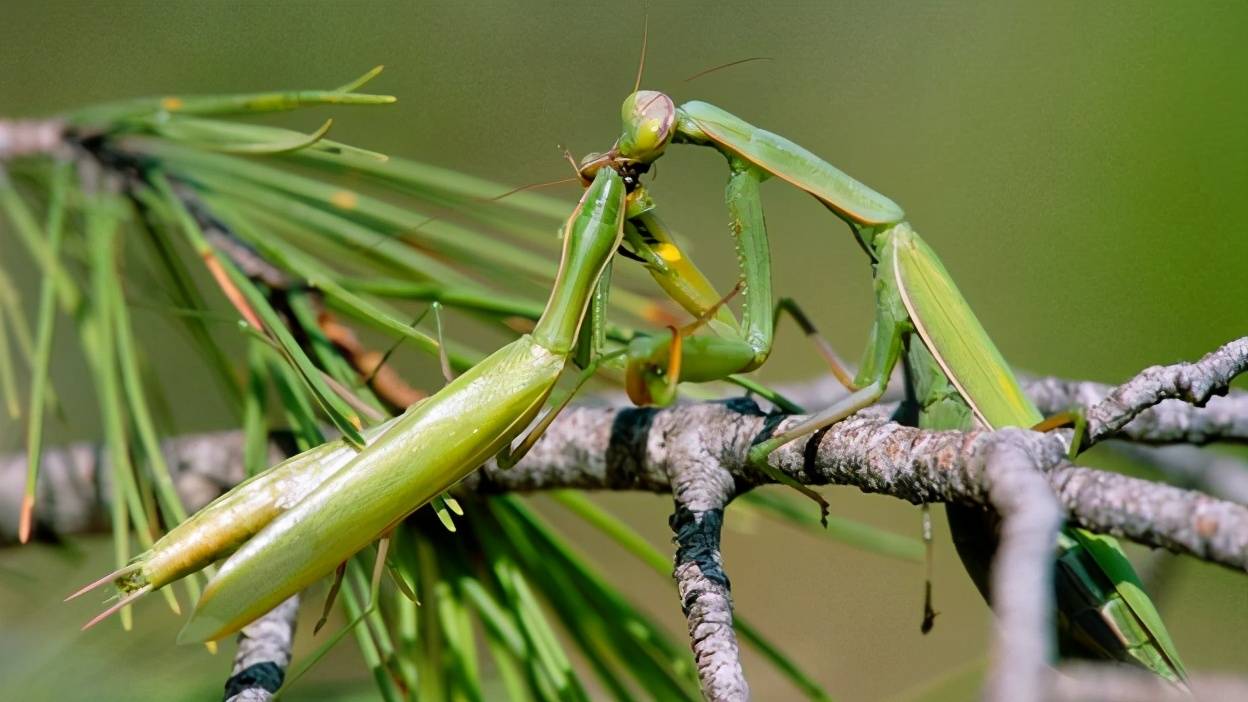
[[617, 90, 676, 164], [575, 91, 675, 188]]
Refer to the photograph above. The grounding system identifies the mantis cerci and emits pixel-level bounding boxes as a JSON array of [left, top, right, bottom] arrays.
[[73, 167, 629, 643], [570, 79, 1187, 683]]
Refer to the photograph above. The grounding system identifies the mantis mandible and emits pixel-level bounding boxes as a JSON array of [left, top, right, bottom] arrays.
[[575, 84, 1187, 683], [73, 167, 629, 643]]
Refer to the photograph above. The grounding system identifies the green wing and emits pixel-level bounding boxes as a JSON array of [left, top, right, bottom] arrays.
[[677, 100, 905, 226], [889, 224, 1042, 428], [891, 224, 1187, 683], [1069, 529, 1188, 681]]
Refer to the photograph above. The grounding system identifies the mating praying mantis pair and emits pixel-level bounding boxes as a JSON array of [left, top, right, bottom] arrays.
[[574, 88, 1185, 683], [73, 63, 1185, 686]]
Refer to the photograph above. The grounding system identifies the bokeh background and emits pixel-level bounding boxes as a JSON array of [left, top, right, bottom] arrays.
[[1, 2, 1245, 700]]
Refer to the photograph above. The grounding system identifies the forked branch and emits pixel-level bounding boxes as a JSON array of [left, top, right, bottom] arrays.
[[4, 338, 1248, 701]]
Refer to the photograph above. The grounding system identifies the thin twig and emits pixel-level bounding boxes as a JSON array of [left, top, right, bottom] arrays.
[[1024, 337, 1248, 446]]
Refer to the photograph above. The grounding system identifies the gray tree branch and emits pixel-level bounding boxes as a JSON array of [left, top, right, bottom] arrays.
[[1024, 336, 1248, 446], [10, 400, 1240, 568], [4, 346, 1248, 700]]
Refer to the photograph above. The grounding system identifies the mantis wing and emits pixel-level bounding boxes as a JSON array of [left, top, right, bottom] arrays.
[[1069, 530, 1188, 680], [890, 224, 1187, 682], [677, 100, 905, 226], [888, 224, 1041, 428]]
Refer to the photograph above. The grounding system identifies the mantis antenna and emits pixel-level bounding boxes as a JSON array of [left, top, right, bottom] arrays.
[[487, 174, 579, 201], [683, 56, 774, 83], [633, 11, 649, 93]]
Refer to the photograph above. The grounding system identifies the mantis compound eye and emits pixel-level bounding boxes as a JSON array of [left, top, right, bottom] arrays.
[[618, 90, 675, 162], [577, 152, 608, 181]]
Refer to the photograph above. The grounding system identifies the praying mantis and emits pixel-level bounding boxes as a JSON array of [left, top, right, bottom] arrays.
[[572, 86, 1187, 683]]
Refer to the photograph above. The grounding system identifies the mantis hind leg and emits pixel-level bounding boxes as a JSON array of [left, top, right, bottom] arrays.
[[744, 379, 887, 522], [773, 296, 859, 392], [314, 561, 349, 635], [920, 504, 938, 634], [744, 269, 910, 522], [313, 532, 394, 635], [1031, 407, 1087, 459]]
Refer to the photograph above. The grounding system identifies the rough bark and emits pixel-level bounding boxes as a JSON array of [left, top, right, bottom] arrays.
[[223, 596, 299, 702], [4, 341, 1248, 701]]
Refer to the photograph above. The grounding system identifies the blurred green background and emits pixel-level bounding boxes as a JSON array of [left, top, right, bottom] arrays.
[[1, 1, 1245, 700]]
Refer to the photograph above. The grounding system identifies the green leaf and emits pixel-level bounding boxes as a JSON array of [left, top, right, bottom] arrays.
[[488, 497, 700, 701], [0, 297, 21, 419], [82, 193, 181, 616], [20, 159, 72, 543], [151, 116, 336, 155], [128, 185, 244, 409], [66, 80, 395, 125]]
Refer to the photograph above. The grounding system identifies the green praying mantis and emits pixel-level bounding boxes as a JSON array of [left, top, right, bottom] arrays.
[[569, 83, 1187, 683]]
